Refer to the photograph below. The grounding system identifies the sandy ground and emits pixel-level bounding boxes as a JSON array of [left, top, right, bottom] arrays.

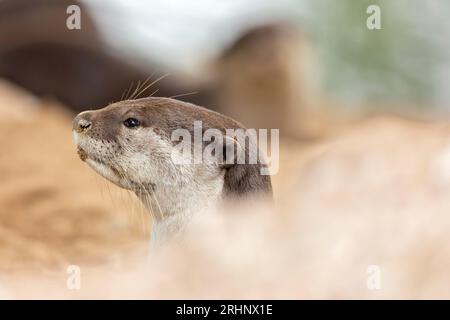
[[0, 81, 150, 295], [2, 79, 450, 299]]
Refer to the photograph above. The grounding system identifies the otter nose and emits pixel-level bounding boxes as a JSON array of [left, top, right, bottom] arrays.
[[78, 119, 91, 130], [73, 113, 93, 133]]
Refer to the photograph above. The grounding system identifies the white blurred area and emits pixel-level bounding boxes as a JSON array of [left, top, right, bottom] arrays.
[[82, 0, 303, 74]]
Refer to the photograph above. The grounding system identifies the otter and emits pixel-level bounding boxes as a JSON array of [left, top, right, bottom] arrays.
[[72, 97, 272, 243]]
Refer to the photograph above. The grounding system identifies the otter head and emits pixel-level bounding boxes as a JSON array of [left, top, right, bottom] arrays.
[[72, 97, 272, 228], [73, 98, 178, 193]]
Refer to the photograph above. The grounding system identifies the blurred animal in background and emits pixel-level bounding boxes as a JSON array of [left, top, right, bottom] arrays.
[[212, 24, 318, 139]]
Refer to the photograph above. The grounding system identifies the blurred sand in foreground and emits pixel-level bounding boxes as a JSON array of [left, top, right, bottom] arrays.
[[1, 80, 450, 298]]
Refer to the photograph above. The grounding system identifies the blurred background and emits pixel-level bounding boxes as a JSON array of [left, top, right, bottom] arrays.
[[1, 0, 450, 298]]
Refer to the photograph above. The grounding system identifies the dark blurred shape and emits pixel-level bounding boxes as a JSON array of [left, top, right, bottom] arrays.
[[0, 1, 317, 135], [0, 0, 191, 112], [214, 23, 317, 138]]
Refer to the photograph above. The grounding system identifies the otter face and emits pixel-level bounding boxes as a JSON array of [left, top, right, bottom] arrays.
[[73, 97, 272, 240], [72, 98, 224, 196], [73, 97, 272, 218]]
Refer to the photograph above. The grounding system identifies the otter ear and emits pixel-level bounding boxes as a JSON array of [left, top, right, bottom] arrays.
[[221, 135, 239, 169], [221, 136, 272, 198], [223, 163, 272, 198]]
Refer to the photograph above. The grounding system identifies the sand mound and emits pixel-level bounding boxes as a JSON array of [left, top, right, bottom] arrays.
[[0, 80, 148, 277]]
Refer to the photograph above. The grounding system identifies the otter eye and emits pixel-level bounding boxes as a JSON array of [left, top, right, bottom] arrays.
[[123, 118, 140, 128]]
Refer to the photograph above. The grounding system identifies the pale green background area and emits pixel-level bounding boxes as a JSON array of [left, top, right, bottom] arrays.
[[305, 0, 450, 107]]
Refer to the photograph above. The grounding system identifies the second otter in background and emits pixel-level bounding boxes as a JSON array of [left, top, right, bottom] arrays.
[[214, 24, 318, 139]]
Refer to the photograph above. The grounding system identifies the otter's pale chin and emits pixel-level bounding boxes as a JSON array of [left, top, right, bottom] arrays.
[[85, 158, 121, 186], [85, 157, 136, 191]]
